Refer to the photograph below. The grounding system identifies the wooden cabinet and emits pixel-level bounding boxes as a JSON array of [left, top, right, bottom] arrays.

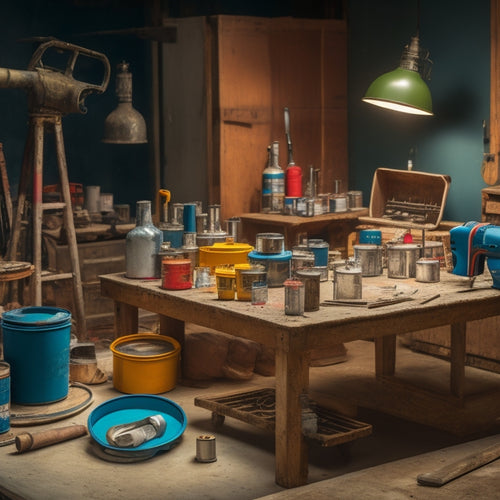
[[161, 15, 348, 221]]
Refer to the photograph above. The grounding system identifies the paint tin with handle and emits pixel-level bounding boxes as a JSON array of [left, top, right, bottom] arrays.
[[334, 265, 362, 300]]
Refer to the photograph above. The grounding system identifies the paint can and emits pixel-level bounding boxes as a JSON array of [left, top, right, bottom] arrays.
[[0, 362, 10, 434], [161, 258, 192, 290], [416, 258, 440, 283], [100, 193, 114, 212], [196, 434, 217, 463], [334, 265, 362, 300], [422, 241, 445, 267], [329, 194, 347, 213], [236, 265, 267, 301], [255, 233, 285, 254], [347, 190, 363, 210], [248, 250, 292, 287], [291, 249, 315, 276], [386, 244, 421, 279], [84, 185, 101, 212], [251, 281, 268, 305], [215, 266, 236, 300], [183, 203, 197, 233], [307, 239, 329, 267], [284, 278, 305, 316], [295, 269, 321, 312], [353, 244, 383, 277]]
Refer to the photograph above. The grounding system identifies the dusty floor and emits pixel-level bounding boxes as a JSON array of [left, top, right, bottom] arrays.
[[1, 329, 500, 499]]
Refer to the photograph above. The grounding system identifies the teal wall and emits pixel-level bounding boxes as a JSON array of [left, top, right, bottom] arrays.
[[348, 0, 491, 222]]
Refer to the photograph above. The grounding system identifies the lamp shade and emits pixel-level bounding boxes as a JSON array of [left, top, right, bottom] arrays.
[[363, 67, 433, 116]]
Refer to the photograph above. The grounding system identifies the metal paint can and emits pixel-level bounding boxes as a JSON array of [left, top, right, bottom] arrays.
[[215, 267, 236, 300], [416, 258, 440, 283], [422, 241, 445, 267], [386, 244, 421, 279], [307, 240, 329, 267], [354, 244, 383, 277], [84, 185, 100, 212], [161, 258, 192, 290], [255, 233, 285, 254], [0, 362, 10, 434], [347, 190, 363, 210], [100, 193, 114, 212], [284, 279, 305, 316], [183, 203, 197, 233], [291, 249, 315, 276], [248, 250, 292, 287], [295, 269, 321, 312], [334, 265, 362, 300], [160, 223, 184, 249], [251, 281, 268, 305], [236, 266, 267, 301], [329, 194, 347, 213], [196, 434, 217, 463]]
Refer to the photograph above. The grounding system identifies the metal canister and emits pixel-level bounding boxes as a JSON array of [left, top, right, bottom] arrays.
[[0, 362, 10, 434], [353, 244, 383, 277], [284, 279, 305, 315], [416, 258, 440, 283], [347, 190, 363, 210], [422, 241, 445, 267], [291, 249, 315, 276], [255, 233, 285, 254], [236, 266, 267, 301], [161, 258, 192, 290], [196, 434, 217, 463], [386, 244, 421, 279], [334, 265, 362, 300], [295, 269, 321, 312]]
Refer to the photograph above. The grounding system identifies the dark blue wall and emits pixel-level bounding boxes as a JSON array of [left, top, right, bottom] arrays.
[[348, 0, 491, 222]]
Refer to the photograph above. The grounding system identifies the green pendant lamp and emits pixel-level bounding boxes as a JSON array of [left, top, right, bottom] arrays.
[[363, 35, 433, 116]]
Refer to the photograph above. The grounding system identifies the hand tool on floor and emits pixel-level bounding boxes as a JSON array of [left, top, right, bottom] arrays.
[[15, 424, 88, 453], [417, 439, 500, 487]]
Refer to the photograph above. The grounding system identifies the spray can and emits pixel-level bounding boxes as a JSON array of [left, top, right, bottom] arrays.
[[261, 141, 285, 214]]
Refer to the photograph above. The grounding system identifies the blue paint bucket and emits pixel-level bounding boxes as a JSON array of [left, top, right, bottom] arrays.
[[307, 239, 329, 267], [1, 307, 72, 405], [0, 362, 10, 433]]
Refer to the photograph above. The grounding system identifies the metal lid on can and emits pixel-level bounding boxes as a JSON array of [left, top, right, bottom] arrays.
[[113, 338, 176, 357]]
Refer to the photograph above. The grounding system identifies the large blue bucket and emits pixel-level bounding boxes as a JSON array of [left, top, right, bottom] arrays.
[[1, 307, 72, 405]]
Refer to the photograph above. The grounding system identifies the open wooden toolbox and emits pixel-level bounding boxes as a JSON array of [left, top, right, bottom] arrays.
[[358, 167, 451, 230], [194, 388, 372, 447]]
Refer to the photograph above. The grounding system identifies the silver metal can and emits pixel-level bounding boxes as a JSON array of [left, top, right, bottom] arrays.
[[334, 265, 362, 300], [353, 244, 383, 277], [284, 279, 305, 315], [416, 258, 440, 283], [386, 244, 421, 279]]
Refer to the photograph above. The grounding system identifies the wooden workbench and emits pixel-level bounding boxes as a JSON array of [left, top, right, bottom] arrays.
[[100, 271, 500, 488], [239, 210, 368, 253]]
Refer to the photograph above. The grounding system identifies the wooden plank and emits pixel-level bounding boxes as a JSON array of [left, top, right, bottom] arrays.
[[375, 334, 396, 377], [450, 322, 467, 398], [114, 301, 138, 337]]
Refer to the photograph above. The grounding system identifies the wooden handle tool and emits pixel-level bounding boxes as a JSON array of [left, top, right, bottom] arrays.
[[417, 441, 500, 487], [15, 424, 88, 453]]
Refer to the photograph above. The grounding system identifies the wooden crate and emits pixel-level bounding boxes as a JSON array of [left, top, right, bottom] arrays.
[[481, 185, 500, 224], [360, 168, 451, 230]]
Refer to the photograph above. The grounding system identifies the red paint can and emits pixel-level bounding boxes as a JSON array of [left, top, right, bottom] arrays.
[[286, 165, 303, 197], [161, 258, 192, 290]]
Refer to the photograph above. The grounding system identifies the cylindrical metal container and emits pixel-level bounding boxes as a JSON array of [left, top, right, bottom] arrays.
[[284, 279, 305, 315], [84, 185, 100, 212], [110, 334, 181, 394], [295, 269, 321, 312], [196, 213, 208, 234], [100, 193, 114, 212], [334, 266, 362, 300], [208, 204, 222, 232], [160, 222, 184, 249], [183, 203, 197, 233], [225, 217, 241, 242], [255, 233, 285, 254], [359, 229, 382, 245], [161, 259, 192, 290], [171, 203, 184, 225], [386, 244, 421, 279], [422, 241, 445, 267], [196, 232, 228, 247], [0, 362, 10, 434], [126, 200, 163, 279], [416, 258, 440, 283], [1, 307, 71, 404], [236, 266, 267, 301], [251, 281, 268, 305], [196, 434, 217, 463], [347, 190, 363, 210], [291, 249, 315, 276], [114, 204, 130, 223], [354, 244, 383, 277], [215, 266, 236, 300], [329, 194, 347, 213], [307, 239, 329, 267], [248, 250, 292, 287]]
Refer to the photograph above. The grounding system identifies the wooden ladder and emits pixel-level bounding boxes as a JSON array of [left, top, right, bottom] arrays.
[[7, 113, 87, 339]]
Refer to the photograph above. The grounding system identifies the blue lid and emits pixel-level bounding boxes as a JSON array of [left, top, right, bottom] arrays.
[[248, 250, 292, 261], [1, 306, 71, 326]]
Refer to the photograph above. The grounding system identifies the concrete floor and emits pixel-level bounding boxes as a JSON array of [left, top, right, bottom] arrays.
[[1, 334, 500, 499]]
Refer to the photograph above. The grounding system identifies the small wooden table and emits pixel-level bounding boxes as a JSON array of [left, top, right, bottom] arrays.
[[239, 210, 368, 253], [101, 271, 500, 488]]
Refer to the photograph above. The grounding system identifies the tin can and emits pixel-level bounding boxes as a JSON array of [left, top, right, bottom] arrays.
[[251, 281, 268, 305], [196, 434, 217, 463], [236, 266, 267, 301], [354, 244, 383, 277], [334, 266, 362, 300], [347, 190, 363, 210], [416, 258, 440, 283], [215, 267, 236, 300], [0, 362, 10, 434], [161, 258, 192, 290], [387, 244, 421, 279], [422, 241, 445, 267], [295, 269, 321, 312], [284, 279, 305, 316]]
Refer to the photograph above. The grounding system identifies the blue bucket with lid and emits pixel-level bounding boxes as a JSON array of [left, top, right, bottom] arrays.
[[1, 306, 72, 404]]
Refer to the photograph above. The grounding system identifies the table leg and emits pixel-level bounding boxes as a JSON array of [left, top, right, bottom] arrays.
[[450, 322, 466, 399], [113, 301, 138, 338], [159, 315, 185, 350], [374, 334, 396, 377], [274, 332, 309, 488]]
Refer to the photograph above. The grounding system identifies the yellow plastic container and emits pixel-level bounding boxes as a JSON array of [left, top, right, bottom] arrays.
[[215, 266, 236, 300], [110, 333, 181, 394], [199, 239, 253, 273]]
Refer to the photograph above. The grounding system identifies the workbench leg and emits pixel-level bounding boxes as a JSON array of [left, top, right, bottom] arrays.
[[274, 333, 309, 488], [374, 334, 396, 377], [113, 301, 138, 338], [450, 322, 466, 399], [159, 315, 185, 350]]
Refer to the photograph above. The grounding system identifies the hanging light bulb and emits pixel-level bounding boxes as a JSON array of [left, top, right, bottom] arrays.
[[103, 61, 147, 144]]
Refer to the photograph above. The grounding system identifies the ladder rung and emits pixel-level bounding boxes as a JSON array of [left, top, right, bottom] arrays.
[[42, 202, 66, 211], [41, 272, 73, 282]]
